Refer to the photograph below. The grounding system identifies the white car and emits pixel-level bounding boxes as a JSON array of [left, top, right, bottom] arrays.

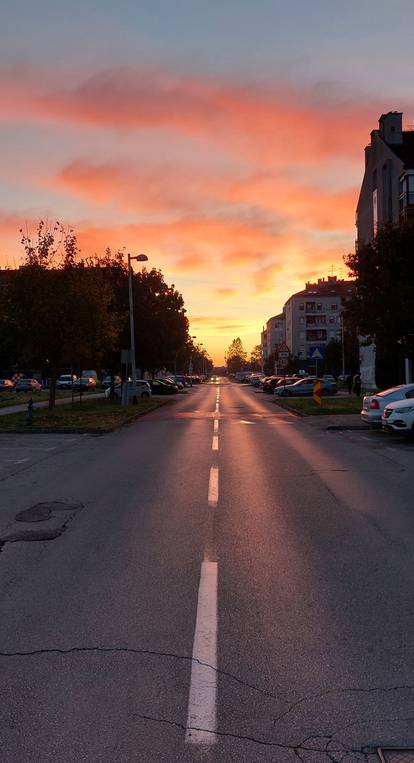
[[382, 398, 414, 434], [104, 381, 151, 400], [361, 384, 414, 425]]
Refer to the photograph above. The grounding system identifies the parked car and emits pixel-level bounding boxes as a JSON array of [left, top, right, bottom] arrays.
[[105, 381, 151, 400], [56, 374, 77, 389], [0, 379, 14, 391], [14, 378, 42, 391], [382, 398, 414, 434], [102, 375, 121, 388], [361, 384, 414, 425], [149, 379, 179, 395], [164, 377, 184, 390], [73, 376, 97, 390], [174, 375, 188, 386], [262, 376, 283, 393], [250, 374, 265, 387], [275, 376, 299, 388], [322, 374, 336, 384], [274, 377, 337, 397]]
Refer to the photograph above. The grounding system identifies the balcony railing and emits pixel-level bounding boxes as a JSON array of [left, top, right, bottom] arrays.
[[399, 192, 414, 212]]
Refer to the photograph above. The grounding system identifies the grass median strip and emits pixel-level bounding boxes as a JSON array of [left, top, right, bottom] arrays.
[[0, 398, 168, 432], [0, 389, 100, 408], [273, 396, 362, 416]]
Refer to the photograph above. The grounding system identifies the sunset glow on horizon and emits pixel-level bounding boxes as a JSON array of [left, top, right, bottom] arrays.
[[1, 1, 413, 363]]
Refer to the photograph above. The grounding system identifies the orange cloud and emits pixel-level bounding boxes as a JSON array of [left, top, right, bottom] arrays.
[[53, 158, 357, 238], [214, 287, 236, 299], [0, 65, 388, 168]]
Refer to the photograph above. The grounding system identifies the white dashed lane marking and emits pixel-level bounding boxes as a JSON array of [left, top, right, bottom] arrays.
[[185, 560, 218, 745], [208, 466, 219, 507]]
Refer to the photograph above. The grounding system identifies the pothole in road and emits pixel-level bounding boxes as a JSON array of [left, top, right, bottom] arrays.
[[15, 501, 82, 523], [378, 750, 414, 762], [0, 501, 84, 550]]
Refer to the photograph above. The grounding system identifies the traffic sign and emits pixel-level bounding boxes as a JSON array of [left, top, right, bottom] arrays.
[[308, 345, 325, 360], [276, 342, 290, 355]]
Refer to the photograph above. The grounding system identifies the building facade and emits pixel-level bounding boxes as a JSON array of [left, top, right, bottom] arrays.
[[261, 313, 285, 368], [356, 111, 414, 386], [283, 276, 353, 372]]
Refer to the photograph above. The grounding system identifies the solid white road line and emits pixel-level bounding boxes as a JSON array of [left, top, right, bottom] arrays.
[[185, 560, 218, 745], [213, 419, 219, 434], [208, 466, 219, 507], [212, 435, 219, 451]]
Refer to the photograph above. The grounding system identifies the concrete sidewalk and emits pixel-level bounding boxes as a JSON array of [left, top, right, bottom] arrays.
[[299, 412, 370, 431]]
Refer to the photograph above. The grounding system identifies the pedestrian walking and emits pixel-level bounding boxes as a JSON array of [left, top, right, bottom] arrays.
[[353, 372, 361, 397], [346, 373, 353, 395]]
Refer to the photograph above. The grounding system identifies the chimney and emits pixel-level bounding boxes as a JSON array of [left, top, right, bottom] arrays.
[[378, 111, 403, 145]]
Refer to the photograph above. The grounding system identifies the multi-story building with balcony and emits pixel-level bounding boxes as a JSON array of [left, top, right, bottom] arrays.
[[356, 111, 414, 385], [261, 313, 285, 367], [283, 276, 353, 371]]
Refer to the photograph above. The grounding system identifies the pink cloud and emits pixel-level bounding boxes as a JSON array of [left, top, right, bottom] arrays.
[[0, 64, 389, 168]]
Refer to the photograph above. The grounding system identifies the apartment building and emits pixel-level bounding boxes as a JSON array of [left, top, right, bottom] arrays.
[[356, 111, 414, 385], [261, 313, 285, 365], [284, 276, 353, 370]]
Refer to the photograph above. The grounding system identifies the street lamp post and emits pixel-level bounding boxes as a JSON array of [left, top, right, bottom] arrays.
[[341, 311, 346, 380], [124, 253, 148, 405], [189, 335, 197, 385]]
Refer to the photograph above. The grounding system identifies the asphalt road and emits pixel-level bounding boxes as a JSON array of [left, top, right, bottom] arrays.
[[0, 379, 413, 762]]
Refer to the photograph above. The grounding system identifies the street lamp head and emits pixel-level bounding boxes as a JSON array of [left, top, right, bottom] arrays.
[[128, 253, 148, 262]]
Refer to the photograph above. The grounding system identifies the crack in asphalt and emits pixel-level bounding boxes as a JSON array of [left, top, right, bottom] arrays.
[[0, 645, 412, 758], [133, 715, 371, 761]]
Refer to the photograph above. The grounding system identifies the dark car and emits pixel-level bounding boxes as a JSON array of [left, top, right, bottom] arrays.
[[149, 379, 179, 395], [262, 376, 283, 393]]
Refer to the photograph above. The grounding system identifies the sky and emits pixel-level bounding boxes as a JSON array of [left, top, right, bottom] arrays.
[[1, 0, 413, 363]]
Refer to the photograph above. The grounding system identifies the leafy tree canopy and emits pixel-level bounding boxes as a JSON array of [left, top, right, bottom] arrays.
[[344, 223, 414, 362], [225, 337, 247, 373]]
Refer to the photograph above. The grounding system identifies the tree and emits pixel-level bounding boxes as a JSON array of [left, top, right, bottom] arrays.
[[225, 337, 247, 373], [4, 224, 122, 407], [132, 268, 189, 375], [344, 222, 414, 385], [249, 344, 262, 371]]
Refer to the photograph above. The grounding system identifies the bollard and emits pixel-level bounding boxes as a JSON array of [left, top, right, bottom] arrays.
[[26, 397, 33, 426]]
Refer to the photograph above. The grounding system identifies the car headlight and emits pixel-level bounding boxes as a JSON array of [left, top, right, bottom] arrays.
[[392, 406, 414, 415]]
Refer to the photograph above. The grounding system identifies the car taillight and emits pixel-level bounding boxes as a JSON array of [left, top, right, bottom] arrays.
[[370, 399, 380, 410]]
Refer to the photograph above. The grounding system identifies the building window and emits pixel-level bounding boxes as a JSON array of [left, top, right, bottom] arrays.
[[330, 304, 338, 311], [299, 303, 304, 310], [316, 303, 322, 311], [299, 316, 305, 325], [306, 301, 315, 311], [306, 329, 327, 342], [373, 188, 378, 233], [328, 315, 336, 324]]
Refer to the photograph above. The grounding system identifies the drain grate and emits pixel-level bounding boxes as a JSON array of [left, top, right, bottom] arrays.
[[378, 750, 414, 762]]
